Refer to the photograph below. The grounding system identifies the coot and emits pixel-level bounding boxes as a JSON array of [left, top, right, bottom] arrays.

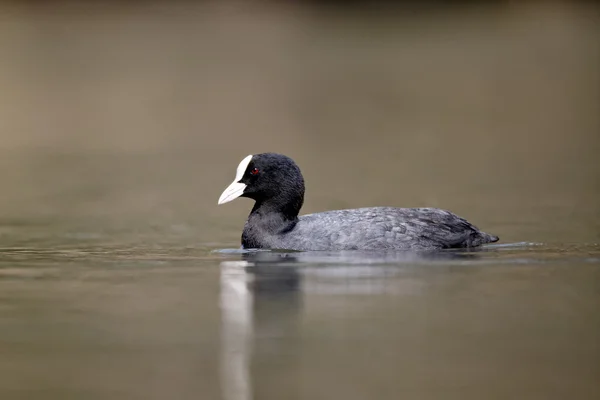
[[218, 153, 499, 251]]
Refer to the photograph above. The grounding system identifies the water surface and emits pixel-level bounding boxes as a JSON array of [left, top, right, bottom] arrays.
[[1, 2, 599, 399]]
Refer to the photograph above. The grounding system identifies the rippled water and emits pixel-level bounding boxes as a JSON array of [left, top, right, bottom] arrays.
[[1, 2, 600, 399]]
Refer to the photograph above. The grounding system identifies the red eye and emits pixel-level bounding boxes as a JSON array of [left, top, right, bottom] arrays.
[[250, 168, 259, 175]]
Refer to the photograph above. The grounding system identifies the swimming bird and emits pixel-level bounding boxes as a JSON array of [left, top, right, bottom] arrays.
[[218, 153, 499, 251]]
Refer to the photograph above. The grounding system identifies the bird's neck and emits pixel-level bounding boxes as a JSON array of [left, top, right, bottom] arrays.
[[250, 191, 303, 221], [241, 195, 302, 249]]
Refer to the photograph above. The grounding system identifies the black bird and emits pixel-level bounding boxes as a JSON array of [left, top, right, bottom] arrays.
[[218, 153, 499, 251]]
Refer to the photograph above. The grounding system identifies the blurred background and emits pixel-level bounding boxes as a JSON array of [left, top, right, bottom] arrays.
[[0, 0, 598, 245], [0, 1, 599, 399]]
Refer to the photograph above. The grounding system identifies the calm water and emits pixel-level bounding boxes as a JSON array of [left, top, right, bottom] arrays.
[[1, 2, 600, 400], [1, 150, 598, 400]]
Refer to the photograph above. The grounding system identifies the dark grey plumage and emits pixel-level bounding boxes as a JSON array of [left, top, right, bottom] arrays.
[[219, 153, 499, 251]]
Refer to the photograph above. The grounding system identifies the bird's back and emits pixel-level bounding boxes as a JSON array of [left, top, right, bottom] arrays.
[[275, 207, 498, 251]]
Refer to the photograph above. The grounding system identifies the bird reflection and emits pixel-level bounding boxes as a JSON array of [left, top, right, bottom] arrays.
[[219, 248, 482, 400], [219, 254, 303, 400]]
